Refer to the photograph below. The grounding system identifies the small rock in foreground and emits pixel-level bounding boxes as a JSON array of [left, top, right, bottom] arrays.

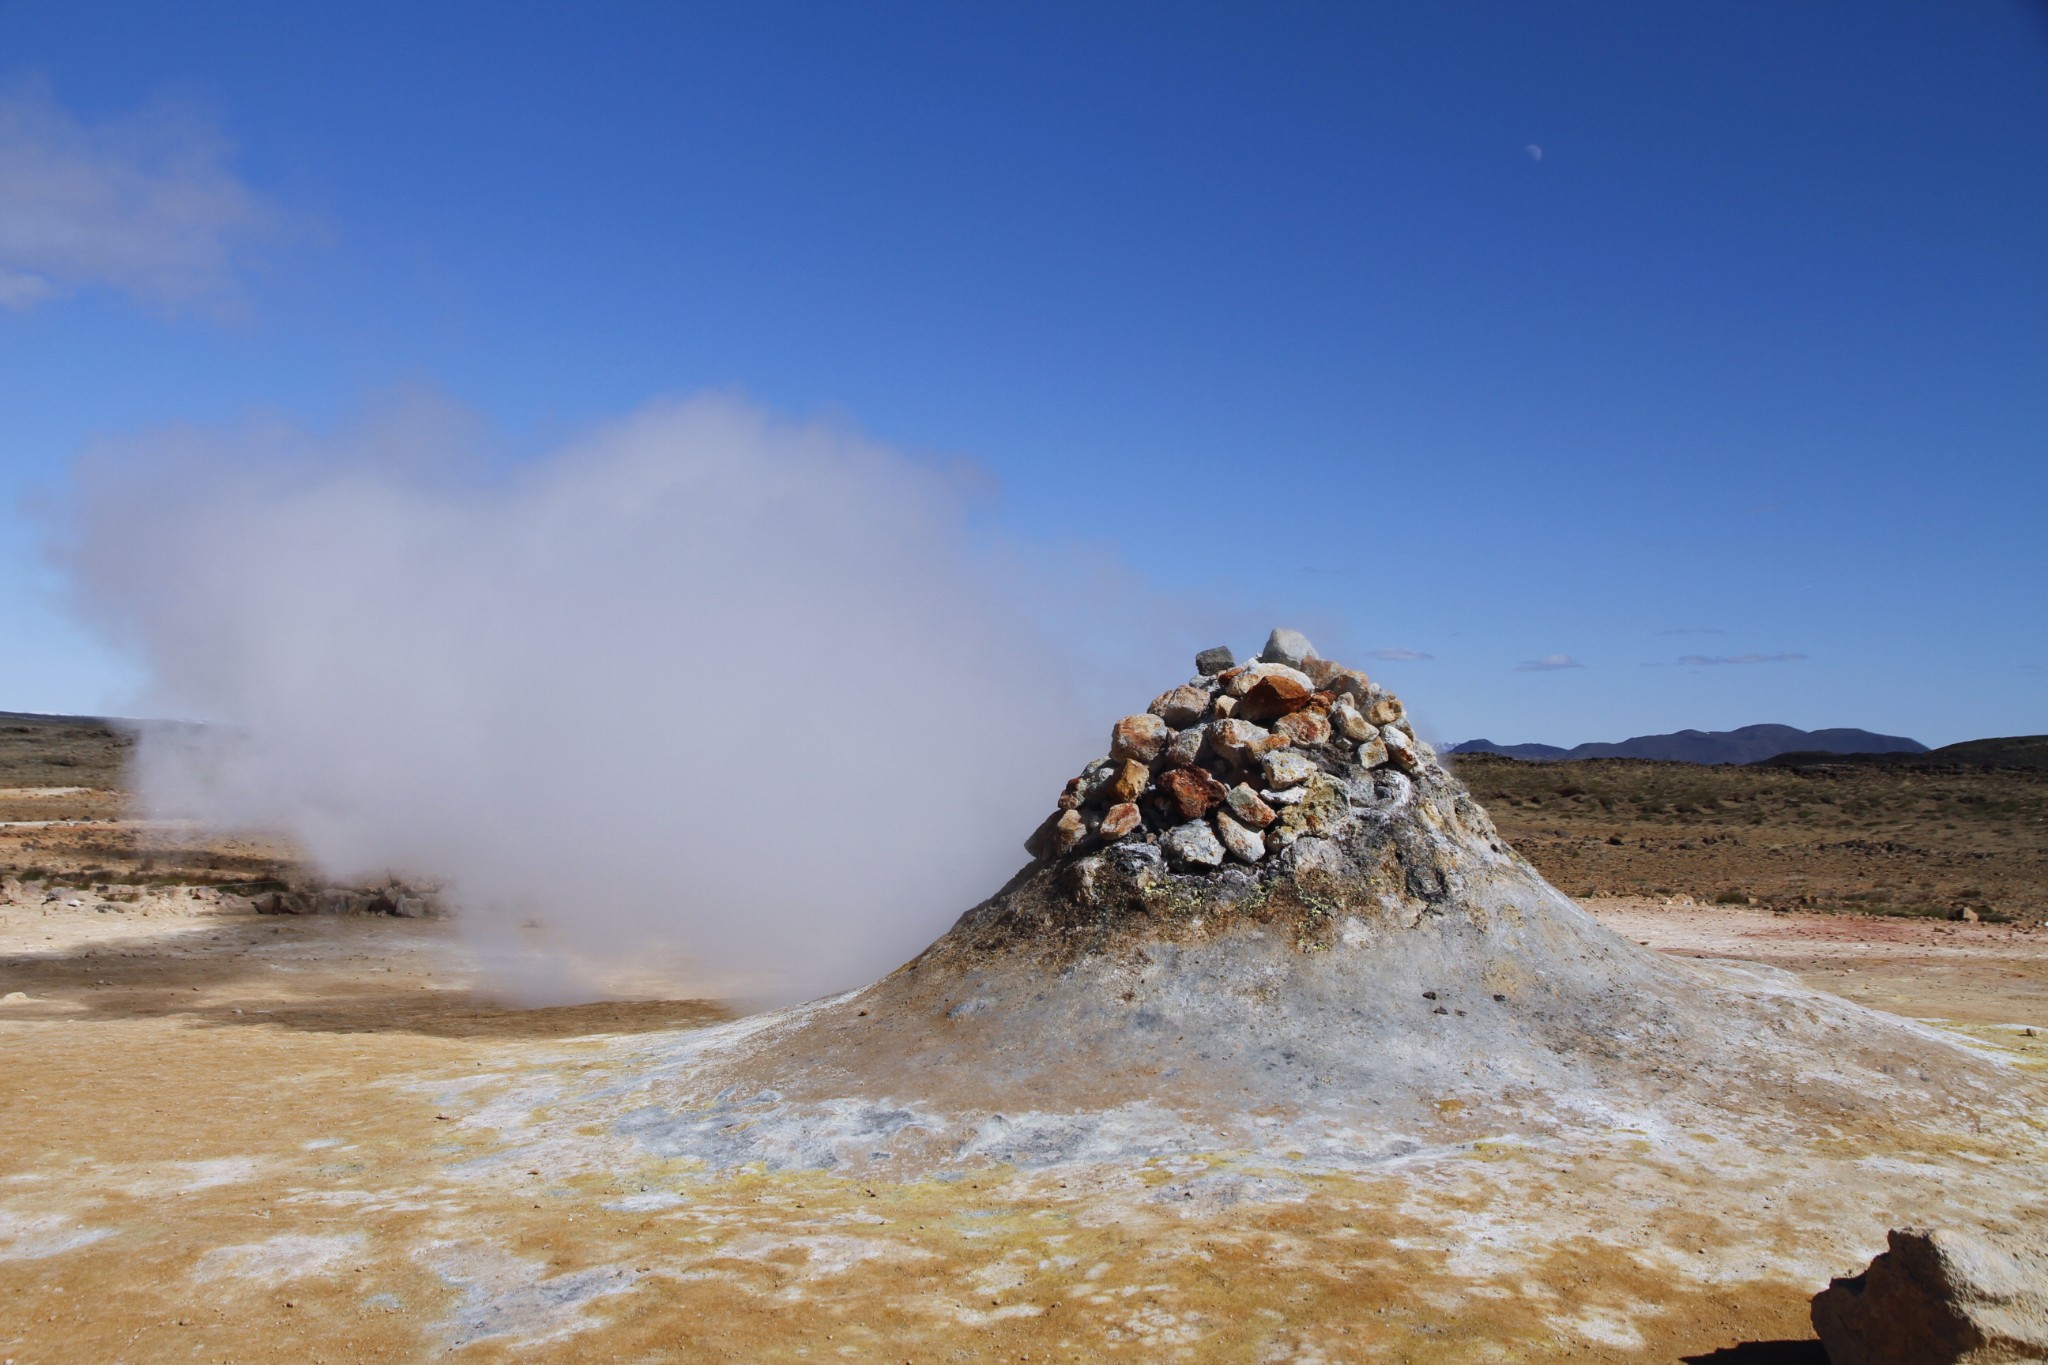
[[1811, 1225, 2048, 1365]]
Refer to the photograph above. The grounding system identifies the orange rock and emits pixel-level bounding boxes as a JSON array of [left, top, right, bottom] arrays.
[[1366, 697, 1405, 727], [1052, 808, 1088, 854], [1236, 673, 1313, 723], [1109, 758, 1150, 803], [1098, 803, 1142, 841], [1109, 713, 1171, 764], [1274, 709, 1331, 747], [1157, 766, 1228, 820]]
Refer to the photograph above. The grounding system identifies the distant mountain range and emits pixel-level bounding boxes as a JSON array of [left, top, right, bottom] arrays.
[[1759, 735, 2048, 771], [1447, 723, 1927, 766]]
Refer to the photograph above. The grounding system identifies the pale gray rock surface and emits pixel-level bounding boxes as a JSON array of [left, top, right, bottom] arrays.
[[1260, 750, 1317, 789], [1260, 628, 1317, 667], [1161, 820, 1226, 869]]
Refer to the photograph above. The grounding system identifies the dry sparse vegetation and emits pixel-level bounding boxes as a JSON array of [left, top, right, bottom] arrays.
[[1452, 752, 2048, 923]]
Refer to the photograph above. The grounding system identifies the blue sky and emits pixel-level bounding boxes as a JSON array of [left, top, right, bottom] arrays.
[[2, 1, 2044, 746]]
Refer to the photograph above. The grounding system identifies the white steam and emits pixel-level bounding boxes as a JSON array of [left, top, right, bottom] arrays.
[[64, 393, 1107, 1001]]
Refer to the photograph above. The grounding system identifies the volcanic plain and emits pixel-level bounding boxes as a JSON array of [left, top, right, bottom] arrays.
[[2, 707, 2044, 1362]]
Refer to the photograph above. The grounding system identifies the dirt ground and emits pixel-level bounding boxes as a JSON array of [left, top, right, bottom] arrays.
[[3, 726, 2045, 1362], [2, 876, 2043, 1363]]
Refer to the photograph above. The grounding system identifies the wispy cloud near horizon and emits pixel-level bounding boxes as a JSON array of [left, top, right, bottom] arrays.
[[1677, 652, 1808, 666], [1515, 654, 1583, 672], [1365, 646, 1432, 661], [0, 78, 279, 315]]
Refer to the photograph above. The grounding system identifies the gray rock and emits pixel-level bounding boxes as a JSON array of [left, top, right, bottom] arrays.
[[1354, 736, 1390, 770], [1260, 628, 1318, 668], [1262, 786, 1307, 807], [1260, 750, 1318, 790], [1161, 821, 1226, 870], [1812, 1225, 2048, 1364], [1105, 841, 1164, 879], [1162, 724, 1208, 769], [1148, 684, 1212, 729], [1213, 811, 1265, 864], [1194, 645, 1237, 676], [1289, 838, 1354, 881], [1225, 783, 1277, 829]]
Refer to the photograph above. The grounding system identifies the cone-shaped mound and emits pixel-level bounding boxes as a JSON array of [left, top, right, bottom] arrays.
[[615, 635, 2033, 1173]]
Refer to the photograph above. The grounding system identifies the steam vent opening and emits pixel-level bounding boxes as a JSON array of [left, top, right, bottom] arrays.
[[592, 631, 2036, 1176]]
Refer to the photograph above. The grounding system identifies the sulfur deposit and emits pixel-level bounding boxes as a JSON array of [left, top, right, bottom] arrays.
[[571, 631, 2042, 1176]]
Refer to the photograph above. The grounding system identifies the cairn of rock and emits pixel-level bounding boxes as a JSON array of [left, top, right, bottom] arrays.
[[1025, 628, 1432, 876], [598, 629, 2039, 1173]]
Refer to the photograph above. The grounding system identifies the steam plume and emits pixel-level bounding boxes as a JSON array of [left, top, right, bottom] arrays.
[[64, 393, 1103, 1001]]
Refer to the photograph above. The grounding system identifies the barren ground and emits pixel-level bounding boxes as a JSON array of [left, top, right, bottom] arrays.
[[2, 880, 2042, 1363], [2, 731, 2045, 1362]]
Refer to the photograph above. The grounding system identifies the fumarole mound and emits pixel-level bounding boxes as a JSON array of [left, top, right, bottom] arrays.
[[609, 632, 2035, 1173]]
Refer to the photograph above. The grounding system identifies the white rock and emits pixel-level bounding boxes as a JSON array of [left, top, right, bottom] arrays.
[[1262, 786, 1307, 807], [1161, 821, 1226, 870], [1260, 750, 1317, 789], [1330, 697, 1375, 743]]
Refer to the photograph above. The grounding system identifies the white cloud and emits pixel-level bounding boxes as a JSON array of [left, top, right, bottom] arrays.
[[0, 78, 277, 314], [1676, 652, 1807, 667], [1515, 653, 1583, 672], [1524, 144, 1543, 161], [1365, 646, 1432, 662]]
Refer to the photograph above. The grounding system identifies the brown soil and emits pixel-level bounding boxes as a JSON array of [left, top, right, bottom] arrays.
[[2, 722, 2044, 1361], [2, 869, 2042, 1361]]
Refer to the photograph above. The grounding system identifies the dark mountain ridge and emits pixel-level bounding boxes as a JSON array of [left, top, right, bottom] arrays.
[[1450, 723, 1925, 766]]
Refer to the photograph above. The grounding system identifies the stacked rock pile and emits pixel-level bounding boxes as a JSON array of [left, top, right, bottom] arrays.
[[1026, 628, 1440, 872]]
